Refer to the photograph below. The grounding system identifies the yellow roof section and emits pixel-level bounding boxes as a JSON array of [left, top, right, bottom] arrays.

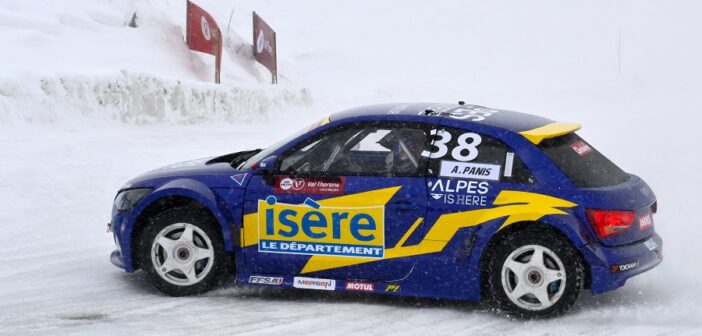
[[519, 122, 581, 145]]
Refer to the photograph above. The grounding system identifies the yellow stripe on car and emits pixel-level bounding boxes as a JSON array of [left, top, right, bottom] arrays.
[[300, 190, 575, 273], [241, 187, 576, 274]]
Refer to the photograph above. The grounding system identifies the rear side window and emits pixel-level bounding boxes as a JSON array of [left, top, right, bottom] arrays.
[[539, 133, 629, 188]]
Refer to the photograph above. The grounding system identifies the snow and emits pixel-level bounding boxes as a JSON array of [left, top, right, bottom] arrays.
[[1, 0, 702, 334]]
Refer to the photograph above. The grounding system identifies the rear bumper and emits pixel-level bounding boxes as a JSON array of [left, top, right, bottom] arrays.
[[586, 232, 663, 294]]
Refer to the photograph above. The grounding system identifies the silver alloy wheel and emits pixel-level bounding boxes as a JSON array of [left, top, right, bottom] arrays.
[[501, 244, 566, 311], [151, 223, 215, 286]]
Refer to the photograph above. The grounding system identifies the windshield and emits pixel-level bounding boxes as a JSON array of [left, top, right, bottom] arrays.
[[237, 125, 312, 170], [539, 133, 630, 188]]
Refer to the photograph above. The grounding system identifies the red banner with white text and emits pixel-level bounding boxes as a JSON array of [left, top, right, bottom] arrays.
[[253, 12, 277, 84], [186, 1, 222, 83]]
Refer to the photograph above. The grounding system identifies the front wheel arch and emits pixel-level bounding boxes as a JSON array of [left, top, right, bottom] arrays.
[[130, 196, 231, 271], [136, 206, 233, 296]]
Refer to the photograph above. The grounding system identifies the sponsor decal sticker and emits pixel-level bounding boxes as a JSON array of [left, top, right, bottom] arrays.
[[258, 196, 384, 258], [384, 284, 400, 292], [231, 173, 248, 186], [504, 152, 514, 177], [345, 281, 375, 292], [388, 104, 409, 115], [293, 277, 336, 290], [439, 161, 501, 181], [429, 179, 489, 206], [274, 176, 345, 194], [611, 260, 639, 273], [639, 213, 653, 230], [277, 177, 297, 191], [446, 106, 498, 121], [570, 141, 593, 156], [249, 275, 283, 285], [644, 238, 658, 251]]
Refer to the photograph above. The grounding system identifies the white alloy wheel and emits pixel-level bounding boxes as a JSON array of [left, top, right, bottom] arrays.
[[150, 222, 215, 286], [500, 244, 566, 311]]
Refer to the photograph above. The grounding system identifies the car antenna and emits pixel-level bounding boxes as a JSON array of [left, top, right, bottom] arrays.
[[458, 100, 466, 105]]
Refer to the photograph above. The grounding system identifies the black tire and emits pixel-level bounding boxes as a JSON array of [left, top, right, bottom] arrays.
[[487, 227, 584, 319], [137, 207, 231, 296]]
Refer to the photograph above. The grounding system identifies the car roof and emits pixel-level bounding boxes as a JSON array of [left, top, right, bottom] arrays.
[[330, 103, 581, 144]]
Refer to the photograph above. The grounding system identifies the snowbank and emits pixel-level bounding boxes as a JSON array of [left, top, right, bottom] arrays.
[[0, 72, 311, 125], [0, 0, 312, 126]]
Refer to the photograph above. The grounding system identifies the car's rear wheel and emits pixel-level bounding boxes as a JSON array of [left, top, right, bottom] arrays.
[[487, 228, 584, 318], [137, 207, 230, 296]]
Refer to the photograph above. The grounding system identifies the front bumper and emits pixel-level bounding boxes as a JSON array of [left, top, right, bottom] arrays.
[[108, 221, 127, 270], [110, 249, 126, 269], [587, 232, 663, 294]]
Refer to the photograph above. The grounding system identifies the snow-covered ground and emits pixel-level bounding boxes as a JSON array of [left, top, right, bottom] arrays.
[[1, 0, 702, 335]]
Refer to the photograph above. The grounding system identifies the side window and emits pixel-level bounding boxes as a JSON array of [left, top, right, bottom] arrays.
[[423, 126, 534, 183], [279, 123, 429, 177]]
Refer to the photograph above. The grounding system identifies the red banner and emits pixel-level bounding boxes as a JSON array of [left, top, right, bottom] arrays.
[[253, 12, 277, 84], [186, 1, 222, 83]]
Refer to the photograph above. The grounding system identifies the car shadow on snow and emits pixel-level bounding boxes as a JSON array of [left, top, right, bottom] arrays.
[[231, 285, 483, 310], [117, 271, 492, 314], [115, 270, 661, 318], [115, 271, 164, 296]]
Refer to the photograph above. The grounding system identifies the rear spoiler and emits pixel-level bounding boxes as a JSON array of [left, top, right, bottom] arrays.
[[519, 122, 581, 145]]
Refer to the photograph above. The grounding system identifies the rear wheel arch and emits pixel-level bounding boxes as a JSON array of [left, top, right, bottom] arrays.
[[479, 221, 592, 300]]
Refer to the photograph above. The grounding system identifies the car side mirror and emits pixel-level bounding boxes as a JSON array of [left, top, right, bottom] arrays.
[[255, 155, 277, 185]]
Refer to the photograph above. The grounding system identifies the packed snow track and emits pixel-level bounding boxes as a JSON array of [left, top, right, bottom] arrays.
[[0, 126, 699, 336]]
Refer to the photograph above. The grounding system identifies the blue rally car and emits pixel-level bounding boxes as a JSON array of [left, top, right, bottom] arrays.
[[108, 103, 662, 318]]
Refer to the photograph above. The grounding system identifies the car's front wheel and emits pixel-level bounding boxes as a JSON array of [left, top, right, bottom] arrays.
[[137, 207, 230, 296], [487, 228, 584, 318]]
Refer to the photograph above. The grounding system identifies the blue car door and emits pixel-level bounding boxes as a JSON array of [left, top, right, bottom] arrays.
[[242, 121, 431, 282]]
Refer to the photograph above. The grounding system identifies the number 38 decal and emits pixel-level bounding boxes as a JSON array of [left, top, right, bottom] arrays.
[[421, 129, 482, 162]]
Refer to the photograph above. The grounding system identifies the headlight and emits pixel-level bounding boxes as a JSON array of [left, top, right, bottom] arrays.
[[114, 188, 153, 211]]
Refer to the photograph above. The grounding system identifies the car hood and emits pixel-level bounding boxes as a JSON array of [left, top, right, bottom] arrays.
[[122, 156, 243, 189]]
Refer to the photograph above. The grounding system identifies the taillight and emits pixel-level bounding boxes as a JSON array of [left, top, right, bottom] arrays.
[[586, 209, 635, 239]]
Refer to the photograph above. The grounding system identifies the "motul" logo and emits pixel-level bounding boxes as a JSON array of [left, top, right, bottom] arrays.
[[344, 281, 374, 292]]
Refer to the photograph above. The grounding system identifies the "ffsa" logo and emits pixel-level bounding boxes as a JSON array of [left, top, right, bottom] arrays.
[[257, 196, 385, 258]]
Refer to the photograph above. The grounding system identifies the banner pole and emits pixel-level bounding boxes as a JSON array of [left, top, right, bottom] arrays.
[[273, 31, 277, 84], [185, 1, 190, 47], [215, 34, 221, 84], [252, 11, 257, 57]]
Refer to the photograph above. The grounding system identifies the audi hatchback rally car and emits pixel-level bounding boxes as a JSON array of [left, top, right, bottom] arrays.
[[108, 103, 662, 318]]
